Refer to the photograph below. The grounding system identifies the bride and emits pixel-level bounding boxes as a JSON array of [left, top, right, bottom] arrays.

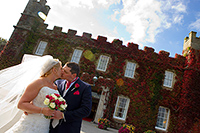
[[0, 54, 63, 133]]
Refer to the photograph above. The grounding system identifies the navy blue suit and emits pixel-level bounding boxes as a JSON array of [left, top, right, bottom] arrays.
[[49, 78, 92, 133]]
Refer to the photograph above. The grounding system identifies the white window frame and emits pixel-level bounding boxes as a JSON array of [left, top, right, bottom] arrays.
[[97, 55, 109, 72], [124, 61, 136, 78], [163, 71, 174, 88], [35, 41, 47, 56], [71, 49, 83, 64], [113, 96, 130, 121], [155, 106, 170, 131]]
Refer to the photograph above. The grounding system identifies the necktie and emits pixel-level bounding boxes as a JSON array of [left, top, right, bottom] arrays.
[[66, 77, 78, 90], [66, 81, 71, 90]]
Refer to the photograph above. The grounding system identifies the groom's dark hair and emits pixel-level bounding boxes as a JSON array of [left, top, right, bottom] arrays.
[[66, 62, 80, 77]]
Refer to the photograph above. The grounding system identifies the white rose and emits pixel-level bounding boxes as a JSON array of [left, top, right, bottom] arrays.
[[51, 94, 57, 99], [43, 98, 49, 105], [59, 97, 64, 101], [64, 104, 67, 108], [50, 102, 56, 109], [60, 104, 65, 109]]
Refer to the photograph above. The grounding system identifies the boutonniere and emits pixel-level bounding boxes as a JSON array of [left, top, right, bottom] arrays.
[[71, 83, 80, 91], [75, 83, 80, 88]]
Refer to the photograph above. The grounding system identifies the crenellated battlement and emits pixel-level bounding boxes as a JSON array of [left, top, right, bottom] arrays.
[[127, 42, 139, 50], [40, 24, 191, 64], [144, 46, 155, 53], [52, 26, 62, 34], [45, 25, 183, 62]]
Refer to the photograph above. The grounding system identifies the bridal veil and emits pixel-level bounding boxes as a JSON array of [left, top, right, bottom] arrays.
[[0, 54, 57, 130]]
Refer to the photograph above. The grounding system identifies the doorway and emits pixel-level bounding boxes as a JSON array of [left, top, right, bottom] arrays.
[[83, 91, 100, 122]]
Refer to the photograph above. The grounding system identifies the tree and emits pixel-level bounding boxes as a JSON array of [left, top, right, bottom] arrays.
[[0, 37, 7, 52], [0, 37, 7, 46]]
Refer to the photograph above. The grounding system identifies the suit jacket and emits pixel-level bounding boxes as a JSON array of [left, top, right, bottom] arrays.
[[49, 78, 92, 133]]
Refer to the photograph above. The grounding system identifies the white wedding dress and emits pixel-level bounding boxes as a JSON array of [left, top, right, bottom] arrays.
[[6, 87, 59, 133]]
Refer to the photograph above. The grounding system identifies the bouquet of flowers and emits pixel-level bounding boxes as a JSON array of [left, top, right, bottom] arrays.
[[118, 123, 135, 133], [98, 118, 110, 129], [43, 93, 67, 118]]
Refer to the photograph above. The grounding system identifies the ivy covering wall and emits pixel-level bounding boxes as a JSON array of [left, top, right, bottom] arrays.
[[1, 27, 200, 133]]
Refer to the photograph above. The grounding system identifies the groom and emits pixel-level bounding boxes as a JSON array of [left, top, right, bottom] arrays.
[[49, 62, 92, 133]]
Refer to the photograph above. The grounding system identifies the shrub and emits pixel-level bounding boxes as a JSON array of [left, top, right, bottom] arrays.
[[98, 118, 110, 129], [118, 123, 135, 133], [144, 130, 156, 133]]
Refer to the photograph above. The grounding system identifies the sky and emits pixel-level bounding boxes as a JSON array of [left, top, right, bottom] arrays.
[[0, 0, 200, 57]]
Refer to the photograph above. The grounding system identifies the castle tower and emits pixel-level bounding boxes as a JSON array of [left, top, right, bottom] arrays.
[[0, 0, 50, 69], [16, 0, 50, 31], [182, 31, 200, 56]]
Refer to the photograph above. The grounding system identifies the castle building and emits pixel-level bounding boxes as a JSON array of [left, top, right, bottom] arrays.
[[1, 0, 200, 132]]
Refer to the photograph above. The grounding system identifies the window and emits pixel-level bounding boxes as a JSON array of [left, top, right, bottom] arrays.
[[124, 62, 136, 78], [35, 41, 47, 56], [71, 49, 83, 64], [155, 106, 170, 131], [113, 96, 130, 121], [97, 55, 109, 72], [163, 71, 174, 88]]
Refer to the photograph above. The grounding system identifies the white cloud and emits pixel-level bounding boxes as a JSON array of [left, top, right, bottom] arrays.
[[188, 11, 200, 31], [96, 0, 121, 9], [111, 10, 120, 22], [113, 27, 118, 34], [0, 0, 27, 39], [117, 0, 189, 47], [164, 1, 187, 24], [170, 1, 186, 24], [46, 0, 120, 42], [42, 0, 189, 48], [40, 0, 188, 48], [172, 2, 186, 13], [189, 19, 200, 31], [197, 12, 200, 17], [119, 0, 163, 45], [57, 0, 94, 9], [173, 15, 184, 24]]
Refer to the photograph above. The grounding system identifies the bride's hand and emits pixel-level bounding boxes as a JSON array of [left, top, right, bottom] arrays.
[[42, 107, 56, 116]]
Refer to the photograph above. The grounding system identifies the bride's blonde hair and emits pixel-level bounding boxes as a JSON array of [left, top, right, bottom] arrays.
[[40, 59, 61, 77]]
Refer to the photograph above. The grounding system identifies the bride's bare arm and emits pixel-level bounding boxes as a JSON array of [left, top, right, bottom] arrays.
[[17, 79, 55, 116]]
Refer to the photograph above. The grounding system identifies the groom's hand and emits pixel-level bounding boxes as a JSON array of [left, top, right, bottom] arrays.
[[51, 111, 64, 120]]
